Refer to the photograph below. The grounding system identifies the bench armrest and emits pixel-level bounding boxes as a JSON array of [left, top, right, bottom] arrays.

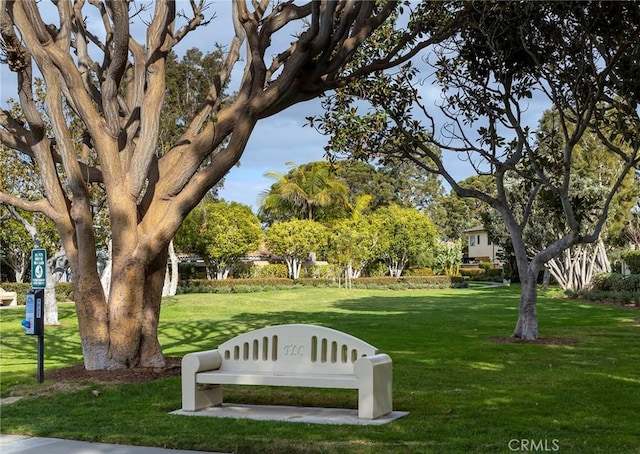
[[181, 350, 224, 411], [354, 353, 393, 419], [182, 350, 222, 375]]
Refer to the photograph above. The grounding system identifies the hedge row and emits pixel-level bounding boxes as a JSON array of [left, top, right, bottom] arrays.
[[459, 268, 504, 282], [177, 275, 466, 294], [0, 282, 75, 304], [2, 275, 468, 303]]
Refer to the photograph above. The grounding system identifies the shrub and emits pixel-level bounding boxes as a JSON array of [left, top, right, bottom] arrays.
[[484, 269, 503, 277], [590, 273, 640, 292], [624, 274, 640, 292], [622, 250, 640, 274], [404, 267, 434, 276], [304, 264, 341, 279], [590, 273, 610, 291], [56, 283, 74, 301], [365, 262, 388, 277], [251, 264, 288, 279], [231, 262, 253, 279], [478, 262, 495, 271], [566, 289, 639, 305]]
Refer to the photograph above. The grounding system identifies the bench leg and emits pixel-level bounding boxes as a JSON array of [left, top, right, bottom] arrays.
[[182, 381, 223, 411], [355, 354, 393, 419]]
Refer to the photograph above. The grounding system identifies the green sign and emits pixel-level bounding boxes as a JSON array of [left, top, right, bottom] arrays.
[[31, 248, 47, 289]]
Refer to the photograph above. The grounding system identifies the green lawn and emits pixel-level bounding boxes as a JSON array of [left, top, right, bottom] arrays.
[[1, 286, 639, 453]]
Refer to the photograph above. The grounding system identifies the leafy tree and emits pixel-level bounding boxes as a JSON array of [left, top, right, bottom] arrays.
[[175, 199, 261, 280], [1, 1, 446, 369], [327, 197, 377, 283], [334, 160, 400, 211], [484, 107, 638, 290], [379, 156, 445, 213], [264, 220, 328, 279], [312, 1, 640, 339], [0, 209, 32, 282], [259, 161, 351, 224], [0, 83, 64, 283], [538, 110, 639, 247], [371, 205, 437, 277], [333, 158, 446, 215], [482, 172, 612, 290]]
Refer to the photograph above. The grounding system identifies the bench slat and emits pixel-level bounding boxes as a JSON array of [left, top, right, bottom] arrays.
[[196, 371, 359, 389]]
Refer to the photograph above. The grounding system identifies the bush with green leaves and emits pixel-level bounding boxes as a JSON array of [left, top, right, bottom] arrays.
[[252, 264, 289, 279], [177, 275, 465, 293], [622, 250, 640, 274], [404, 267, 434, 276], [590, 273, 640, 292]]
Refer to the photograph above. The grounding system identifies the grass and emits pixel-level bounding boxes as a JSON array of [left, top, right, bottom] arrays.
[[1, 285, 639, 453]]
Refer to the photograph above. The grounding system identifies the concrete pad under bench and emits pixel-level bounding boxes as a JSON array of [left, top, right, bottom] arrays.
[[171, 403, 409, 425]]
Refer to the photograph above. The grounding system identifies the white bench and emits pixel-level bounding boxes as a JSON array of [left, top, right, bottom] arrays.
[[0, 287, 17, 307], [181, 324, 393, 420]]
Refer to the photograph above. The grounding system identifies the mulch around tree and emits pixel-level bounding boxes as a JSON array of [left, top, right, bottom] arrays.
[[485, 337, 580, 346], [45, 357, 182, 384]]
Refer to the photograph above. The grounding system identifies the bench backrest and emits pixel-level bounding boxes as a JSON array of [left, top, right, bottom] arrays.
[[217, 324, 379, 375]]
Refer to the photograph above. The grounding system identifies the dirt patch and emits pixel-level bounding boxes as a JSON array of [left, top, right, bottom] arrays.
[[45, 357, 182, 384], [485, 337, 580, 346]]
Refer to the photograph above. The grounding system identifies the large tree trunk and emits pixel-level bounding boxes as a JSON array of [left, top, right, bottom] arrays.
[[75, 247, 166, 370], [504, 215, 542, 340], [513, 269, 539, 340], [105, 243, 166, 369], [140, 249, 167, 368]]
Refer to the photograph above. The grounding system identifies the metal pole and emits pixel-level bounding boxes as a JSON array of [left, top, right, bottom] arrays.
[[37, 333, 44, 383]]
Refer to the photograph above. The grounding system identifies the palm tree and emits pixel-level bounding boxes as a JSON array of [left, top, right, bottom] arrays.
[[259, 162, 351, 223]]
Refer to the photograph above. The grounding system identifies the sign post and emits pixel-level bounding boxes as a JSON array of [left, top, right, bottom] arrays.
[[23, 248, 47, 383]]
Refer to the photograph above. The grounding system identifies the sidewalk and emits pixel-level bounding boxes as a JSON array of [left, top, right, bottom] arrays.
[[0, 434, 226, 454]]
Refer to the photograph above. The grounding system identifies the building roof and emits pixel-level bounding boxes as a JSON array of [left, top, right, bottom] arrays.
[[462, 225, 487, 233]]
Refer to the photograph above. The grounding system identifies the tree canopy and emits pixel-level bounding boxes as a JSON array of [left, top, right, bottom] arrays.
[[259, 161, 351, 224], [264, 219, 328, 279], [371, 204, 437, 277], [175, 199, 261, 280], [311, 1, 640, 339], [2, 0, 464, 370]]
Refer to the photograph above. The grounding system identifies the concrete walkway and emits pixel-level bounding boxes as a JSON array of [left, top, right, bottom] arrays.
[[0, 434, 225, 454]]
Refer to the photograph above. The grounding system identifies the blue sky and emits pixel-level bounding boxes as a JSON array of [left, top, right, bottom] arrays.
[[0, 2, 549, 211]]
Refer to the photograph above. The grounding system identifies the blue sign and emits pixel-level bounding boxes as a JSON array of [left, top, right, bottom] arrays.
[[31, 248, 47, 289]]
